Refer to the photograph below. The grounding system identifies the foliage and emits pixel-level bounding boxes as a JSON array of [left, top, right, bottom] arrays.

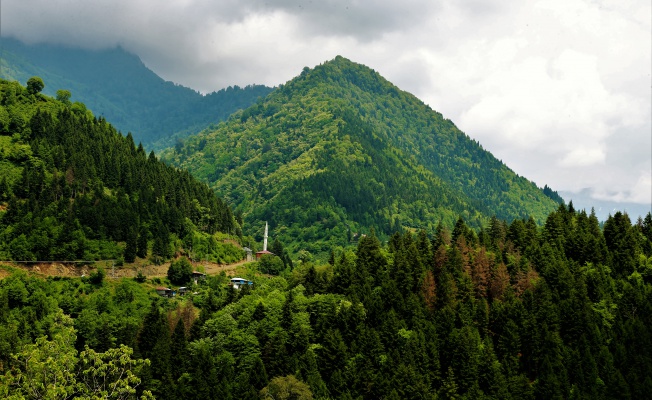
[[258, 254, 285, 275], [168, 257, 193, 285], [162, 56, 560, 256], [0, 310, 152, 399], [1, 207, 652, 398], [260, 375, 313, 399], [0, 78, 237, 263], [88, 266, 106, 285], [26, 76, 44, 95]]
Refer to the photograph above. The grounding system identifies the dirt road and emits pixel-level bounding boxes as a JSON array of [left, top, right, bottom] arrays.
[[0, 258, 254, 280]]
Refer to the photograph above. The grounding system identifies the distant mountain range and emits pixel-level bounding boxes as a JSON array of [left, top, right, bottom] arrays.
[[559, 190, 651, 222], [0, 37, 272, 148], [161, 56, 562, 253]]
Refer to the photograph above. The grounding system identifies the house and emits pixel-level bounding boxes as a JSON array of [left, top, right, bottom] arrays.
[[156, 287, 175, 298], [229, 277, 253, 290], [178, 286, 189, 296], [255, 249, 274, 259], [192, 271, 206, 285]]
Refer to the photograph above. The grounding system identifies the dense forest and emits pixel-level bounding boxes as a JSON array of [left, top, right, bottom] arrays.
[[163, 56, 561, 255], [1, 205, 651, 399], [0, 37, 273, 148], [0, 78, 240, 264]]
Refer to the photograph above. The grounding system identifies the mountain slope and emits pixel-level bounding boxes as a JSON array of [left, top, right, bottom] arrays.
[[0, 78, 239, 262], [0, 37, 273, 147], [162, 56, 561, 253]]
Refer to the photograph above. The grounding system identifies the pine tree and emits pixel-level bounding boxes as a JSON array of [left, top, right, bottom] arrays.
[[170, 319, 188, 381], [124, 226, 138, 263], [137, 224, 149, 258]]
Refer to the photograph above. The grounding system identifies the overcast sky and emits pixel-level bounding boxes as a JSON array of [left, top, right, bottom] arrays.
[[2, 0, 651, 211]]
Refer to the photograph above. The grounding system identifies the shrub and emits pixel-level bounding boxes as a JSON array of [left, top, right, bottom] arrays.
[[134, 271, 147, 283], [89, 267, 105, 285]]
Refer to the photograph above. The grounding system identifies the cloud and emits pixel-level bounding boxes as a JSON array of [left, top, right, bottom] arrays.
[[1, 0, 650, 206]]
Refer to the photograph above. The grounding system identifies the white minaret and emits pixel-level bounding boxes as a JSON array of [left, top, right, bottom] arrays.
[[263, 222, 268, 252]]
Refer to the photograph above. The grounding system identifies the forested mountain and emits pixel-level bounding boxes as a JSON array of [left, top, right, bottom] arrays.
[[0, 78, 240, 263], [162, 56, 561, 254], [0, 37, 273, 147], [2, 205, 651, 399]]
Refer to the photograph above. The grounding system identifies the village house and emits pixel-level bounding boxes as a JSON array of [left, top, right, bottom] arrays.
[[229, 277, 253, 290], [155, 287, 175, 298], [191, 271, 206, 285]]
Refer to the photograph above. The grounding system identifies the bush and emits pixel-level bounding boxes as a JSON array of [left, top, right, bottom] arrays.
[[134, 271, 147, 283], [89, 267, 105, 285]]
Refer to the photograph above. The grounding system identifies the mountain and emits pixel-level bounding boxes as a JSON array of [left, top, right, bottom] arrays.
[[0, 37, 273, 148], [0, 78, 241, 263], [162, 56, 562, 254]]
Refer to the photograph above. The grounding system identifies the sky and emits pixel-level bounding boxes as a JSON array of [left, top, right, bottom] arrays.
[[2, 0, 651, 215]]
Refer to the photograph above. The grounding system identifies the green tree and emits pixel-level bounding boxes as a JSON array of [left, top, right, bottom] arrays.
[[168, 257, 193, 285], [259, 254, 285, 275], [0, 310, 152, 399], [260, 375, 313, 400], [26, 76, 45, 94], [56, 89, 72, 104], [152, 222, 171, 262], [137, 224, 149, 259], [124, 227, 138, 263]]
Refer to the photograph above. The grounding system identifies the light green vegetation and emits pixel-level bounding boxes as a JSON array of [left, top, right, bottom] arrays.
[[163, 56, 561, 256]]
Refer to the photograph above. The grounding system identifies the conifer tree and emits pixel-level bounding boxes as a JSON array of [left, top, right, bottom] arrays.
[[137, 224, 149, 258], [124, 226, 138, 263]]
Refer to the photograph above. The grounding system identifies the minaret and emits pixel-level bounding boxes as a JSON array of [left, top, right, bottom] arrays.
[[263, 222, 268, 252]]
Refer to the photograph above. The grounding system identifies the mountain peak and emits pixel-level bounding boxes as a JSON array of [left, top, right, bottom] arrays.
[[295, 55, 392, 94], [163, 58, 559, 253]]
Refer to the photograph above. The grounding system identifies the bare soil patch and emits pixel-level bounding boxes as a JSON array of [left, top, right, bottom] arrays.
[[0, 259, 252, 280]]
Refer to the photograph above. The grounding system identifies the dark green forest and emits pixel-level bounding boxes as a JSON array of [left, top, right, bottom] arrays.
[[163, 56, 560, 255], [1, 206, 651, 399], [0, 78, 238, 263], [0, 37, 273, 148]]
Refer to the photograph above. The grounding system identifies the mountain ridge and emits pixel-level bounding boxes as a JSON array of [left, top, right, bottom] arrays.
[[0, 37, 273, 147]]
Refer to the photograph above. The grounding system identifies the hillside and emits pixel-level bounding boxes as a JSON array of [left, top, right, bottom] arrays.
[[162, 56, 562, 253], [0, 78, 241, 263], [0, 37, 273, 147], [2, 205, 651, 399]]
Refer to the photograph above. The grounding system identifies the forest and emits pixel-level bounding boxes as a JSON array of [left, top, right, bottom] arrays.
[[1, 204, 651, 399], [163, 56, 561, 255], [0, 78, 240, 264]]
